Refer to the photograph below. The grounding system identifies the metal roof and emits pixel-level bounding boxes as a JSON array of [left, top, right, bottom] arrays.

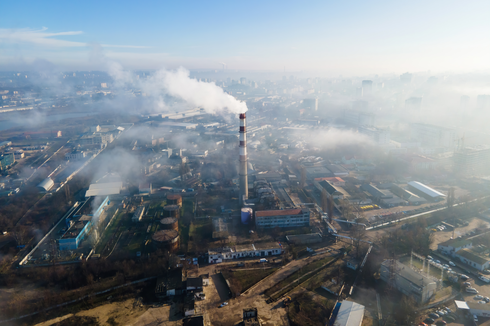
[[85, 181, 122, 197], [333, 301, 365, 326], [407, 181, 445, 198], [454, 300, 470, 310], [255, 209, 303, 217]]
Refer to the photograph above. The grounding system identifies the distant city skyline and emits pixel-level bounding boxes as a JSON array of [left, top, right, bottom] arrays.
[[1, 0, 490, 75]]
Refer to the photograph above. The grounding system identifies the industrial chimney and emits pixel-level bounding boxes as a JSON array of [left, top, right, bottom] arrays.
[[239, 113, 248, 205]]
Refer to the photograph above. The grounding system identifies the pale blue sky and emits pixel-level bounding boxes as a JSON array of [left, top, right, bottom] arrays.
[[1, 0, 489, 74]]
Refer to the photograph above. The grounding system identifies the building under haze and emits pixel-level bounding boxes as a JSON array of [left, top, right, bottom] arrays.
[[361, 80, 372, 97], [344, 109, 374, 127], [477, 95, 490, 110], [359, 126, 390, 145], [410, 123, 456, 149], [453, 146, 490, 176], [302, 98, 318, 112], [405, 97, 422, 110]]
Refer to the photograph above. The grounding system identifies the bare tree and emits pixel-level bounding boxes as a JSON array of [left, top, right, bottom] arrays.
[[12, 226, 29, 246]]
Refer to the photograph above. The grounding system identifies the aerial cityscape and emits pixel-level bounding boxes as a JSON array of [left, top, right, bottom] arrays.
[[1, 1, 490, 326]]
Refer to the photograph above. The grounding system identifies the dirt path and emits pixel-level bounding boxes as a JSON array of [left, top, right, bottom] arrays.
[[34, 299, 148, 326], [195, 248, 342, 326]]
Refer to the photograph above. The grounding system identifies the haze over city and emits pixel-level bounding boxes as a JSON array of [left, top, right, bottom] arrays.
[[1, 1, 490, 326]]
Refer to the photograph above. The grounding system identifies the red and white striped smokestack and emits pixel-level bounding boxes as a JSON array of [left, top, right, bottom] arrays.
[[239, 113, 248, 205]]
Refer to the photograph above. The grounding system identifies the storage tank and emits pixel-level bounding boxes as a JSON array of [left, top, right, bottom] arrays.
[[152, 229, 179, 252], [241, 207, 253, 225], [163, 205, 180, 218], [166, 194, 182, 207], [160, 217, 179, 231]]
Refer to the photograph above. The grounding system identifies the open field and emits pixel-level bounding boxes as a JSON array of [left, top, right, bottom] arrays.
[[222, 267, 278, 293]]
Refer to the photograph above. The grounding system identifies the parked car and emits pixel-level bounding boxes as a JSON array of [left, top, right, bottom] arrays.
[[444, 307, 452, 313], [461, 275, 470, 280], [478, 300, 486, 304], [475, 295, 484, 300], [219, 302, 228, 308], [485, 297, 490, 303], [424, 318, 435, 324], [449, 261, 456, 267], [435, 320, 447, 326], [463, 282, 471, 287], [466, 287, 479, 294], [428, 313, 439, 319], [479, 275, 490, 283], [435, 260, 441, 264], [474, 315, 478, 322], [427, 255, 433, 260]]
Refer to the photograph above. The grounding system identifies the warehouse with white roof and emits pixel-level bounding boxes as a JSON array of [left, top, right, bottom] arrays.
[[407, 181, 445, 201]]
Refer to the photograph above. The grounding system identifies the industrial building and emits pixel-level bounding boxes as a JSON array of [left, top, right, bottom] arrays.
[[239, 113, 249, 205], [331, 300, 365, 326], [59, 215, 92, 250], [65, 150, 87, 160], [85, 181, 123, 197], [407, 181, 445, 201], [453, 146, 490, 176], [314, 180, 344, 199], [390, 185, 427, 205], [255, 208, 310, 228], [132, 205, 145, 222], [380, 260, 437, 303], [37, 177, 54, 192], [208, 242, 282, 264], [286, 233, 322, 245]]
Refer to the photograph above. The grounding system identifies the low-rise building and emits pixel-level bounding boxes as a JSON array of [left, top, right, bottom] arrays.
[[65, 150, 86, 160], [286, 233, 322, 245], [438, 238, 473, 255], [380, 260, 437, 303], [243, 308, 261, 326], [255, 208, 310, 228], [332, 300, 365, 326], [58, 215, 92, 250], [315, 180, 344, 200], [455, 248, 490, 271], [132, 205, 145, 222], [208, 242, 282, 264]]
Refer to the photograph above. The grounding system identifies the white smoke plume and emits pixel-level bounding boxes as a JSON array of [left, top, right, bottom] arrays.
[[105, 60, 247, 115]]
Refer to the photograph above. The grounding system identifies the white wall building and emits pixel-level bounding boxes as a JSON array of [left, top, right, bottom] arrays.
[[410, 123, 456, 149], [208, 242, 282, 264]]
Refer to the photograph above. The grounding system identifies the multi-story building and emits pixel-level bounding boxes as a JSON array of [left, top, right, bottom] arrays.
[[380, 260, 437, 303], [255, 209, 310, 228], [359, 126, 390, 144], [303, 98, 318, 111], [410, 123, 456, 148], [405, 97, 422, 110], [453, 146, 490, 176], [0, 153, 15, 170], [362, 80, 373, 97], [344, 109, 375, 127]]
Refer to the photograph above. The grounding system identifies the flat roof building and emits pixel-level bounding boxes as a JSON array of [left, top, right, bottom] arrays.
[[255, 208, 310, 228], [407, 181, 445, 201], [332, 301, 365, 326]]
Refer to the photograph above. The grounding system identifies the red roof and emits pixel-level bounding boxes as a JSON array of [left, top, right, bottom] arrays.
[[255, 209, 303, 217]]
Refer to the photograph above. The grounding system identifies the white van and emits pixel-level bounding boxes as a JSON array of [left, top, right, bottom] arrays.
[[259, 258, 268, 263], [466, 287, 479, 294], [479, 275, 490, 283]]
